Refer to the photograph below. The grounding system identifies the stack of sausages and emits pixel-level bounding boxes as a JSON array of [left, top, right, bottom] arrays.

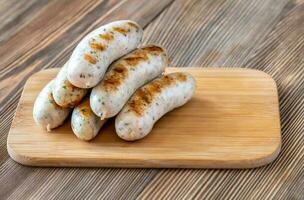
[[33, 20, 196, 141]]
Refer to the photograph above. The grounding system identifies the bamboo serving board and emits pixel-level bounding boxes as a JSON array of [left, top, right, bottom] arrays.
[[7, 68, 281, 168]]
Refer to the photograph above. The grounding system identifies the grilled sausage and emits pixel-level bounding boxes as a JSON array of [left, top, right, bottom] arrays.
[[52, 63, 88, 108], [71, 97, 106, 141], [33, 80, 71, 131], [115, 72, 196, 141], [67, 20, 143, 88], [90, 44, 168, 119]]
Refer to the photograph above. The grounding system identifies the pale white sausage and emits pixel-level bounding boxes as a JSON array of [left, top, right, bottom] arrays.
[[71, 97, 106, 141], [33, 80, 71, 131], [52, 63, 87, 108], [67, 20, 143, 88], [90, 44, 168, 119], [115, 72, 196, 141]]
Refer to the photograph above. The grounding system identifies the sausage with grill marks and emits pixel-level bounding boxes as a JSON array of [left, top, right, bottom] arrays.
[[67, 20, 143, 88], [71, 97, 106, 141], [52, 63, 88, 108], [33, 80, 71, 131], [115, 72, 196, 141], [90, 44, 168, 119]]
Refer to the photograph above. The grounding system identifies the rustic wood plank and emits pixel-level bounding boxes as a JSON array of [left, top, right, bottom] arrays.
[[143, 0, 293, 67], [0, 0, 303, 199], [0, 0, 50, 44]]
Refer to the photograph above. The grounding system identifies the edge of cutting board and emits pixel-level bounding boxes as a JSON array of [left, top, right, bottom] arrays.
[[7, 67, 281, 168]]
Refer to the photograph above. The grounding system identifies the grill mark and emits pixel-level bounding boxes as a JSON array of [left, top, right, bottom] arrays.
[[127, 22, 139, 29], [90, 42, 105, 51], [123, 50, 149, 66], [84, 53, 97, 64], [103, 64, 128, 91], [99, 33, 114, 41], [142, 45, 164, 53], [128, 73, 188, 116], [113, 27, 129, 36], [176, 72, 187, 81], [63, 79, 78, 91], [47, 92, 61, 110], [142, 45, 166, 58], [61, 80, 85, 107], [78, 99, 92, 118]]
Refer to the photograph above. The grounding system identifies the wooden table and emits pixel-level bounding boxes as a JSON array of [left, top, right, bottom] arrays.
[[0, 0, 303, 199]]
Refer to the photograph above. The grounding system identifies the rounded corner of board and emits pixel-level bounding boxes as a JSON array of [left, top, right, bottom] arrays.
[[251, 140, 282, 168], [7, 142, 38, 167], [249, 69, 278, 85]]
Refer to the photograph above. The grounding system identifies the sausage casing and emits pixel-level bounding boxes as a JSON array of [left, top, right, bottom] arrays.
[[115, 72, 196, 141], [33, 80, 71, 131], [52, 63, 88, 108], [90, 44, 168, 119], [67, 20, 143, 88], [71, 97, 106, 141]]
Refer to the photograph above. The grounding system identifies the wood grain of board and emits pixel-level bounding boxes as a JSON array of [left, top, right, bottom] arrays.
[[7, 68, 281, 168]]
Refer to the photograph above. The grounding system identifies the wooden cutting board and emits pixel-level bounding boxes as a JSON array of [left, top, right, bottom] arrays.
[[7, 68, 281, 168]]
